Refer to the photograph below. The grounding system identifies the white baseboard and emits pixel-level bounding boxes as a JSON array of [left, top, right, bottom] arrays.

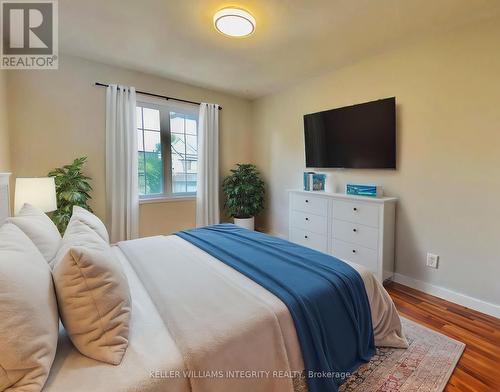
[[393, 273, 500, 319]]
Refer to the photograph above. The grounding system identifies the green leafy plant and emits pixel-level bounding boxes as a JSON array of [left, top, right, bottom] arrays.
[[222, 164, 265, 219], [48, 157, 93, 233]]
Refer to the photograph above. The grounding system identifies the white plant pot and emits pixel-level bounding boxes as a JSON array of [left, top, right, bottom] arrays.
[[233, 217, 255, 230]]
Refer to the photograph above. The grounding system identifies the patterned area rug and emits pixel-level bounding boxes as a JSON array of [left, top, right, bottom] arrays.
[[339, 317, 465, 392]]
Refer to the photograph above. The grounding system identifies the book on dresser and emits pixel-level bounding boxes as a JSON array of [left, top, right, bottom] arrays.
[[288, 190, 397, 283]]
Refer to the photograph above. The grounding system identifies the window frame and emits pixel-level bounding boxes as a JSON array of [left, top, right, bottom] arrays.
[[137, 100, 199, 201]]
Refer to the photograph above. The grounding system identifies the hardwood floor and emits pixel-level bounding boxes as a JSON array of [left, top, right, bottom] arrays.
[[385, 282, 500, 392]]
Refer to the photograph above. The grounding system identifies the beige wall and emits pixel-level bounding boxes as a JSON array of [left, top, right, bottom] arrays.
[[252, 20, 500, 305], [6, 54, 252, 235], [0, 71, 10, 172], [139, 199, 195, 238]]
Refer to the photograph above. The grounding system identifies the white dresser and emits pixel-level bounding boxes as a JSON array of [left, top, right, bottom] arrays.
[[288, 190, 397, 283]]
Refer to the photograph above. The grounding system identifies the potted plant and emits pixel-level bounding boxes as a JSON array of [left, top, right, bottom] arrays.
[[48, 157, 93, 233], [222, 163, 265, 230]]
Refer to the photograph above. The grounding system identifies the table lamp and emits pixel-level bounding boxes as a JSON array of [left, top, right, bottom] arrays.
[[14, 177, 57, 215]]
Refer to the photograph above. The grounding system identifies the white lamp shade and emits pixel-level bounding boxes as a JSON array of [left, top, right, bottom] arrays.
[[14, 177, 57, 215]]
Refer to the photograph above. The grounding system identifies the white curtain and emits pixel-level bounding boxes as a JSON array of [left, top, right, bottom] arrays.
[[196, 103, 220, 227], [105, 84, 139, 242]]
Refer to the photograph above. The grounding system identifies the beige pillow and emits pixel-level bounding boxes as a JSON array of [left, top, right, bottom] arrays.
[[71, 206, 109, 243], [0, 223, 59, 391], [52, 220, 131, 365], [6, 203, 61, 263]]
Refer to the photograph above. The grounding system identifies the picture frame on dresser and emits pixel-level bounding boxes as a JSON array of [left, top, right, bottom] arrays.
[[288, 189, 396, 283]]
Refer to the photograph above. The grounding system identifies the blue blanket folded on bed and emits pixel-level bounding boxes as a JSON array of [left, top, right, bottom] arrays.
[[176, 224, 375, 392]]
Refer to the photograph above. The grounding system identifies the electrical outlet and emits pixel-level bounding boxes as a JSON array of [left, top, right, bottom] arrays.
[[426, 253, 439, 269]]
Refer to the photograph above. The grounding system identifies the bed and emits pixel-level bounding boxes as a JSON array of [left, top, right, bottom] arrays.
[[43, 227, 407, 392]]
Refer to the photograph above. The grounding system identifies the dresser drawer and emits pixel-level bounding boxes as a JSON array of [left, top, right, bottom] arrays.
[[290, 193, 328, 216], [332, 239, 378, 275], [290, 228, 328, 253], [333, 200, 379, 227], [290, 210, 328, 235], [333, 219, 379, 250]]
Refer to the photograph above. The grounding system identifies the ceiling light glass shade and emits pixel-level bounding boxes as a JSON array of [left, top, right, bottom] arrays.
[[214, 8, 255, 37], [14, 177, 57, 215]]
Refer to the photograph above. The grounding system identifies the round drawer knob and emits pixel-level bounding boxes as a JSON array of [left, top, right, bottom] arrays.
[[305, 200, 309, 203], [353, 228, 357, 232], [353, 207, 358, 211], [352, 249, 357, 253], [305, 217, 309, 221], [304, 235, 308, 239]]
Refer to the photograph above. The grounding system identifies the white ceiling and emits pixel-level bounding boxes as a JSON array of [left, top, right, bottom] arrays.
[[60, 0, 500, 99]]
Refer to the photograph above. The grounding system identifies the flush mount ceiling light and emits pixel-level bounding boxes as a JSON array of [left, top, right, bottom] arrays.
[[214, 7, 255, 37]]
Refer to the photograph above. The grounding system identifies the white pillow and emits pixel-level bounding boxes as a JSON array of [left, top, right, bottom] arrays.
[[52, 220, 131, 365], [54, 214, 106, 264], [71, 206, 109, 243], [6, 203, 61, 263], [0, 223, 59, 392]]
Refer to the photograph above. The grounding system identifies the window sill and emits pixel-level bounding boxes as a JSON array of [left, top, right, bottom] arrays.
[[139, 196, 196, 205]]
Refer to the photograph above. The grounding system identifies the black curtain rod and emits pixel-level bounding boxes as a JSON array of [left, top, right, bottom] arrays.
[[94, 82, 222, 110]]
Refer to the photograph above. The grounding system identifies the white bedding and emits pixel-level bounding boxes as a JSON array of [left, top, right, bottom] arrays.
[[44, 243, 188, 392], [43, 235, 406, 392]]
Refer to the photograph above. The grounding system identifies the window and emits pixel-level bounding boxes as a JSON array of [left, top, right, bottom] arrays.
[[137, 102, 198, 199]]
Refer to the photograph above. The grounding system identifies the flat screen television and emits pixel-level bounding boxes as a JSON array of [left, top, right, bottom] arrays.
[[304, 97, 396, 169]]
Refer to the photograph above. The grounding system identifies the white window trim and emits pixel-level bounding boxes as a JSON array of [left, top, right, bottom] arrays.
[[137, 99, 199, 200], [139, 195, 196, 205]]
